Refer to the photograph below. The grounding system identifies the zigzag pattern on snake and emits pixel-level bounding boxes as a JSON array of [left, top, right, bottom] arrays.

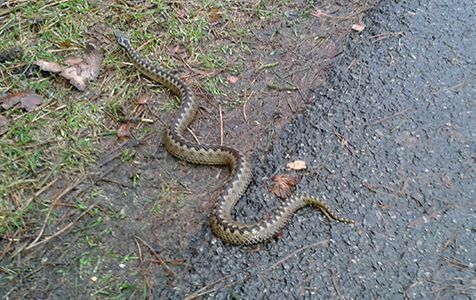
[[114, 29, 354, 245]]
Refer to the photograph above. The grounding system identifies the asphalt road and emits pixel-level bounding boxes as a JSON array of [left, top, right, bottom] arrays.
[[163, 0, 476, 298]]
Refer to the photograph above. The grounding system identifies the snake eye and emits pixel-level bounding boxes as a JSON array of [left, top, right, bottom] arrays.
[[114, 30, 131, 48]]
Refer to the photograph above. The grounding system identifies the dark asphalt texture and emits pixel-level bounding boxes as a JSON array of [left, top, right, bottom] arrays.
[[163, 0, 476, 298]]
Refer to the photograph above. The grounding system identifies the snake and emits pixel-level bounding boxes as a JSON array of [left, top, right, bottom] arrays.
[[114, 30, 354, 245]]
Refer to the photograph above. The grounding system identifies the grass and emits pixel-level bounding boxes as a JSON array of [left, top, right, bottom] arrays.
[[0, 0, 351, 297]]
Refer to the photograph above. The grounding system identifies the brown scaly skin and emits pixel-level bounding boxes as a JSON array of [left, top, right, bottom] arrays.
[[115, 30, 354, 245]]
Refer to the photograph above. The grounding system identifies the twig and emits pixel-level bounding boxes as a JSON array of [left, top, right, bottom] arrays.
[[330, 267, 344, 300], [134, 237, 152, 299], [25, 175, 87, 251], [312, 8, 362, 20], [219, 104, 224, 145], [185, 265, 257, 300], [267, 81, 298, 91], [134, 235, 175, 278], [186, 240, 330, 299], [22, 201, 98, 252], [333, 128, 356, 155], [257, 62, 278, 72], [19, 177, 59, 213], [364, 108, 411, 126], [187, 128, 201, 144], [259, 240, 330, 274], [368, 31, 404, 42], [242, 90, 254, 122]]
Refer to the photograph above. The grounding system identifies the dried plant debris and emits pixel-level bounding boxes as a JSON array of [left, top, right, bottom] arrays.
[[117, 122, 132, 140], [0, 46, 23, 63], [352, 22, 366, 32], [0, 114, 8, 135], [287, 160, 307, 170], [0, 91, 43, 112], [271, 175, 298, 199], [35, 43, 103, 91]]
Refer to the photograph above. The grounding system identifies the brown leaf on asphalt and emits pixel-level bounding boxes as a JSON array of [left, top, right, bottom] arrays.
[[271, 175, 298, 199], [35, 43, 103, 91], [287, 160, 306, 170], [0, 91, 43, 111], [352, 22, 366, 32]]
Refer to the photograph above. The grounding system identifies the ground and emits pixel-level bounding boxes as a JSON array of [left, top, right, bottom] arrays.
[[0, 1, 376, 298], [1, 0, 475, 299]]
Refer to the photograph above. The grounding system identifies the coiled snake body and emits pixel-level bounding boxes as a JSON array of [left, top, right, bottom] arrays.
[[115, 30, 353, 245]]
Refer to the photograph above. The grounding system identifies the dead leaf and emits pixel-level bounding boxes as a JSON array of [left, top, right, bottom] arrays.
[[287, 160, 306, 170], [117, 122, 132, 139], [318, 42, 341, 59], [135, 95, 149, 105], [35, 60, 64, 73], [0, 92, 23, 109], [35, 43, 103, 91], [271, 175, 298, 199], [0, 115, 8, 135], [0, 91, 43, 111], [352, 22, 366, 32], [227, 75, 238, 84], [20, 93, 43, 112], [58, 40, 72, 48], [209, 8, 222, 23]]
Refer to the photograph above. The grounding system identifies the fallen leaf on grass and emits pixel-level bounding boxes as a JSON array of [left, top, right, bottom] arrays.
[[209, 8, 222, 24], [0, 115, 8, 135], [135, 95, 150, 105], [0, 91, 44, 111], [227, 75, 238, 84], [35, 43, 103, 91], [35, 61, 63, 72], [20, 93, 43, 112], [117, 122, 132, 140], [287, 160, 306, 170], [352, 22, 366, 32], [271, 175, 298, 199]]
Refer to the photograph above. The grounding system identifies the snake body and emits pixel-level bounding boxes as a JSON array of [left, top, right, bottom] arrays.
[[115, 30, 353, 245]]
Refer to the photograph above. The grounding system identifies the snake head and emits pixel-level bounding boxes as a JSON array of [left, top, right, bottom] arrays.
[[114, 29, 132, 48]]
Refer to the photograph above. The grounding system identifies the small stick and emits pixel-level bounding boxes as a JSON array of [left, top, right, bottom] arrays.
[[257, 62, 278, 72], [23, 201, 98, 252], [186, 240, 330, 299], [219, 104, 224, 145], [259, 240, 329, 274], [368, 31, 404, 42], [242, 90, 254, 122], [330, 267, 344, 300], [187, 128, 201, 144], [134, 237, 152, 299], [26, 175, 87, 250], [364, 108, 411, 126], [134, 235, 175, 278]]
